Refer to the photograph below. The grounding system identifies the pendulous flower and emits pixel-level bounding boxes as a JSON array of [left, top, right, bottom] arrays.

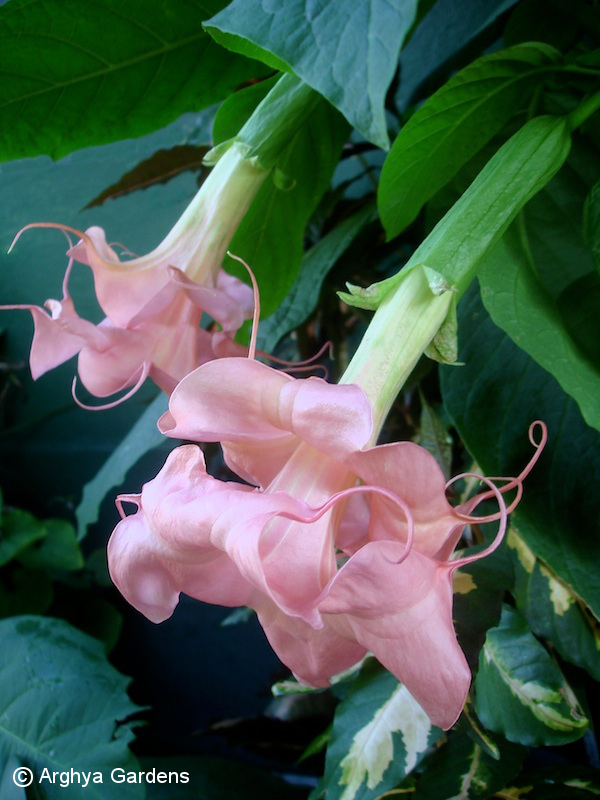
[[1, 143, 266, 407], [108, 353, 545, 729]]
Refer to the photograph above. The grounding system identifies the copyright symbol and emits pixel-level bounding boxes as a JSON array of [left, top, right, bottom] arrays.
[[13, 767, 33, 787]]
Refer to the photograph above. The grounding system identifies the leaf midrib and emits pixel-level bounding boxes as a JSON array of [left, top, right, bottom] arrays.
[[483, 638, 576, 728], [0, 29, 207, 111]]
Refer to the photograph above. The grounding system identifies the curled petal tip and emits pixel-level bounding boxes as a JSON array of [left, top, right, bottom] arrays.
[[529, 419, 548, 449], [71, 363, 150, 411]]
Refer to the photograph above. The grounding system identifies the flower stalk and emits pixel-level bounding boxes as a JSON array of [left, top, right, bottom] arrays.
[[340, 114, 573, 437], [340, 266, 452, 440], [2, 73, 321, 404]]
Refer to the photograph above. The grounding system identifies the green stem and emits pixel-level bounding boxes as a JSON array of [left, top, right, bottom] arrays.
[[568, 89, 600, 131], [340, 267, 452, 440], [238, 74, 320, 168], [340, 115, 572, 435]]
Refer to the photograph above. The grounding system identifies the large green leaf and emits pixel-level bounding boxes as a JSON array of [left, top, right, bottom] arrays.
[[521, 140, 600, 297], [440, 285, 600, 619], [213, 81, 349, 319], [508, 529, 600, 681], [479, 224, 600, 432], [205, 0, 419, 149], [414, 729, 525, 800], [0, 0, 266, 162], [378, 43, 560, 238], [584, 179, 600, 271], [0, 616, 143, 799], [395, 0, 521, 111], [474, 605, 588, 746], [320, 660, 439, 800]]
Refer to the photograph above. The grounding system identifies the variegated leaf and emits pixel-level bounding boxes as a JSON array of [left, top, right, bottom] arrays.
[[508, 529, 600, 681], [414, 730, 525, 800], [322, 661, 439, 800], [474, 605, 588, 746]]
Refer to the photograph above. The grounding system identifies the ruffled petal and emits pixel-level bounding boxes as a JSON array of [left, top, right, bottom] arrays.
[[108, 446, 257, 621], [1, 298, 108, 380], [76, 294, 206, 398], [216, 268, 254, 320], [108, 509, 254, 623], [159, 357, 293, 442], [68, 226, 175, 327], [349, 442, 462, 558], [160, 359, 373, 487], [169, 266, 253, 331], [125, 446, 330, 623], [220, 437, 302, 488], [320, 541, 471, 729], [255, 598, 366, 687]]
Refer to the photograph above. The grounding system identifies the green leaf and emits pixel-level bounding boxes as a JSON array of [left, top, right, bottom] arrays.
[[0, 509, 45, 567], [205, 0, 420, 149], [0, 0, 267, 162], [75, 393, 168, 538], [220, 87, 349, 319], [212, 77, 278, 145], [18, 519, 83, 572], [440, 285, 600, 620], [583, 180, 600, 272], [322, 660, 439, 800], [522, 139, 600, 297], [258, 204, 376, 351], [510, 765, 600, 799], [557, 273, 600, 365], [474, 605, 588, 746], [414, 729, 525, 800], [452, 546, 510, 670], [379, 43, 560, 238], [396, 0, 521, 111], [479, 224, 600, 432], [0, 616, 143, 799], [84, 145, 211, 209], [363, 115, 571, 305], [508, 529, 600, 681]]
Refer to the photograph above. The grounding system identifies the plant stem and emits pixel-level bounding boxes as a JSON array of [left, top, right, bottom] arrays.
[[568, 89, 600, 131]]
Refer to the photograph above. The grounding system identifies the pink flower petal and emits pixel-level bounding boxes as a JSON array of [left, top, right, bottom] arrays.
[[320, 540, 471, 729], [160, 359, 373, 487], [256, 598, 366, 687], [169, 266, 253, 331], [68, 226, 176, 327], [114, 446, 334, 624], [1, 298, 109, 380], [349, 442, 462, 558], [159, 357, 293, 441]]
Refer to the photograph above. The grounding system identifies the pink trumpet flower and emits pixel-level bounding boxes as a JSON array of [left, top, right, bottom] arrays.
[[108, 346, 546, 729], [1, 144, 267, 407]]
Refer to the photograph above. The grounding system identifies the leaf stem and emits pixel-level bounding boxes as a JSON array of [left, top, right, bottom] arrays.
[[568, 89, 600, 131]]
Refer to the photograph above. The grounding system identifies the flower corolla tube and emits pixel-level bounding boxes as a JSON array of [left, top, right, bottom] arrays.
[[108, 351, 546, 730], [1, 144, 266, 407]]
